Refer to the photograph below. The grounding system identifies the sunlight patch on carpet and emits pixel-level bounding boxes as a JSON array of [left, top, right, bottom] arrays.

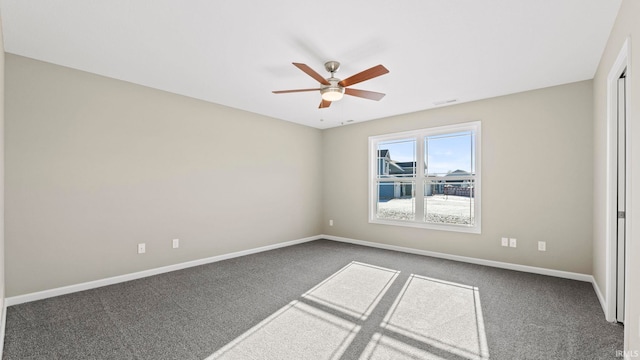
[[367, 274, 489, 360], [205, 300, 360, 360], [302, 261, 399, 320], [361, 333, 448, 360], [206, 261, 399, 360]]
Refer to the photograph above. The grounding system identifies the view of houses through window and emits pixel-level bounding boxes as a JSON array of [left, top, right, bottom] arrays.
[[370, 122, 480, 233]]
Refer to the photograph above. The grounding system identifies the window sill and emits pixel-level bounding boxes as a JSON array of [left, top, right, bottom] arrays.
[[369, 218, 481, 234]]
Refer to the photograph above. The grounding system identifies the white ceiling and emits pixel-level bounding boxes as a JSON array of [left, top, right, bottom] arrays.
[[1, 1, 622, 129]]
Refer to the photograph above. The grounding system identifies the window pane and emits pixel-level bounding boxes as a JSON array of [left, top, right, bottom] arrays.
[[377, 181, 415, 221], [377, 139, 416, 178], [424, 179, 475, 225], [369, 121, 480, 233], [425, 131, 474, 176]]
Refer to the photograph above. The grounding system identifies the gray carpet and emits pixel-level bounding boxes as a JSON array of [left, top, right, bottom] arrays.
[[2, 239, 623, 359]]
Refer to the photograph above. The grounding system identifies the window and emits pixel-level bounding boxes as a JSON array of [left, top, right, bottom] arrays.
[[369, 121, 481, 233]]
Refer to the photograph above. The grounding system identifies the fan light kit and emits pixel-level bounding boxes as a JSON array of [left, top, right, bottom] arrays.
[[273, 60, 389, 109], [321, 85, 344, 101], [320, 61, 345, 101]]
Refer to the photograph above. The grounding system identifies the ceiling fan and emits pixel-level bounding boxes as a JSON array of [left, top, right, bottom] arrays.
[[273, 61, 389, 108]]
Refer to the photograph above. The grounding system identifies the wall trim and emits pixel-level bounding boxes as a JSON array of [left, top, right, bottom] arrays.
[[5, 234, 605, 315], [322, 234, 593, 282], [592, 276, 608, 317], [5, 235, 321, 306], [605, 36, 631, 323], [0, 302, 6, 358]]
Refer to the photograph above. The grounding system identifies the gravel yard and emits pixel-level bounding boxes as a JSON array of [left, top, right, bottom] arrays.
[[377, 195, 474, 225]]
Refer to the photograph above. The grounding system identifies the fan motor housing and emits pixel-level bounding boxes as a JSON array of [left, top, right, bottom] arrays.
[[321, 77, 345, 101], [324, 61, 341, 73]]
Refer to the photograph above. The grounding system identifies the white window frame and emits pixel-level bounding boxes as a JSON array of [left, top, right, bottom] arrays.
[[368, 121, 481, 233]]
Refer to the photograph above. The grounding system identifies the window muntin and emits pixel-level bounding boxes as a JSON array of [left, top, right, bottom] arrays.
[[425, 131, 474, 176], [424, 179, 475, 225], [376, 181, 415, 221], [376, 139, 416, 179], [369, 122, 481, 233]]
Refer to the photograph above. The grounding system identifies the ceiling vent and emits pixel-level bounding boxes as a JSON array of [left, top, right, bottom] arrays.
[[433, 99, 458, 106]]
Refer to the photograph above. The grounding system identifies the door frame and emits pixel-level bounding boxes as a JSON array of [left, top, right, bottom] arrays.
[[606, 37, 630, 324]]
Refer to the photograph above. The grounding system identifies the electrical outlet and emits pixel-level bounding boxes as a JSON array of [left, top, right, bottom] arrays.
[[329, 219, 334, 226], [138, 243, 146, 254], [172, 238, 179, 249], [538, 241, 546, 251], [509, 238, 517, 248], [501, 237, 509, 247]]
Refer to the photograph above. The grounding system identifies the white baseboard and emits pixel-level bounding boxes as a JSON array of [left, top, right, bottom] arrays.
[[5, 234, 603, 311], [0, 300, 6, 359], [591, 277, 607, 317], [322, 234, 594, 282], [5, 235, 321, 307]]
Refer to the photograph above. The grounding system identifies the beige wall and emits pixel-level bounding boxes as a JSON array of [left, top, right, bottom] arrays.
[[323, 81, 594, 274], [593, 0, 640, 352], [4, 54, 323, 296], [3, 15, 635, 348]]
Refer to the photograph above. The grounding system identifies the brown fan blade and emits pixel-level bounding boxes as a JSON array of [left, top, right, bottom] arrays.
[[344, 88, 386, 101], [338, 64, 389, 87], [293, 63, 331, 85], [319, 99, 332, 108], [272, 88, 320, 94]]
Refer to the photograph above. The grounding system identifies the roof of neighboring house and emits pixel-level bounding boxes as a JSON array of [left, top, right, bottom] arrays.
[[395, 161, 416, 168], [388, 163, 406, 174], [447, 169, 471, 176], [379, 151, 433, 176], [391, 161, 415, 175], [378, 149, 405, 174]]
